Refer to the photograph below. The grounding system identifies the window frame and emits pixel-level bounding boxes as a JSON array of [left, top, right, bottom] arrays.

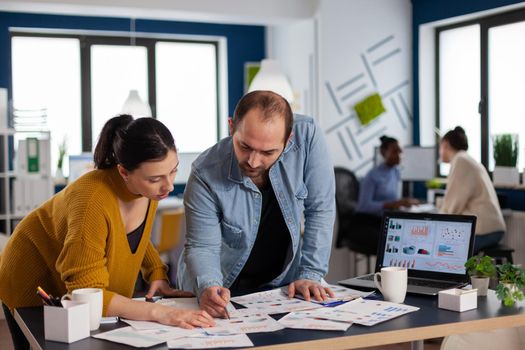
[[435, 7, 525, 175], [10, 30, 222, 153]]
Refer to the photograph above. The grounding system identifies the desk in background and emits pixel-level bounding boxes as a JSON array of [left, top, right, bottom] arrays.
[[15, 290, 525, 350]]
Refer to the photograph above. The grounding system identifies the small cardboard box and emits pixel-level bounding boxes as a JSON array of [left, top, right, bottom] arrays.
[[44, 300, 90, 343], [438, 288, 477, 312]]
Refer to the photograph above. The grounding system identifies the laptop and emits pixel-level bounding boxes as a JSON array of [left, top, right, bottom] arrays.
[[339, 211, 477, 295]]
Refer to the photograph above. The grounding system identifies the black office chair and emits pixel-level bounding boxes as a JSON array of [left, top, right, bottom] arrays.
[[334, 167, 381, 275], [477, 244, 514, 265]]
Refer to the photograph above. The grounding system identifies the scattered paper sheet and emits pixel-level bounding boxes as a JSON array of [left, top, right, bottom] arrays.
[[210, 313, 284, 335], [231, 289, 322, 314], [285, 284, 373, 306], [155, 297, 201, 310], [310, 298, 420, 326], [92, 326, 168, 347], [278, 310, 352, 331], [167, 334, 253, 349], [121, 319, 201, 337]]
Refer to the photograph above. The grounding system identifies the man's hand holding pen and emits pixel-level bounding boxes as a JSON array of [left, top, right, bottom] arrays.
[[199, 286, 231, 319]]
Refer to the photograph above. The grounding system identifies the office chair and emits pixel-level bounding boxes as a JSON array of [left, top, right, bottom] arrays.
[[334, 167, 381, 275], [156, 208, 184, 265], [477, 243, 514, 264]]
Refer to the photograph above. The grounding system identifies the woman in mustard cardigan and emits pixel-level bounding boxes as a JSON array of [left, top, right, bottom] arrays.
[[0, 115, 214, 349]]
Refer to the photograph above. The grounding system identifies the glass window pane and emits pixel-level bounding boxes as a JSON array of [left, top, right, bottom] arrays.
[[91, 45, 148, 147], [11, 36, 81, 177], [489, 21, 525, 171], [439, 24, 481, 175], [156, 42, 218, 153]]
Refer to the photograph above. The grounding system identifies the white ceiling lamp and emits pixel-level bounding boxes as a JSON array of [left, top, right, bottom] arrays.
[[248, 59, 294, 104], [121, 89, 152, 117], [120, 18, 152, 118]]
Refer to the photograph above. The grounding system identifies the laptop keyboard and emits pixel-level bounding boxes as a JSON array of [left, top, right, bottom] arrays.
[[357, 274, 459, 289]]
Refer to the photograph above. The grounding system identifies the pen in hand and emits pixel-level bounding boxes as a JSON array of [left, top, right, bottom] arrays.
[[217, 289, 230, 320]]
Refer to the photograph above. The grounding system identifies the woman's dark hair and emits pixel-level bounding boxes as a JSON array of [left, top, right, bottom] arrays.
[[379, 135, 398, 155], [94, 115, 176, 170], [442, 126, 468, 151]]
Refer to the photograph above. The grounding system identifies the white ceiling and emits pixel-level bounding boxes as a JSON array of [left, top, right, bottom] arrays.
[[0, 0, 319, 25]]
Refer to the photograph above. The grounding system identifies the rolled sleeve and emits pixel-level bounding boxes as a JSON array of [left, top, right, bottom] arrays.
[[183, 170, 224, 297]]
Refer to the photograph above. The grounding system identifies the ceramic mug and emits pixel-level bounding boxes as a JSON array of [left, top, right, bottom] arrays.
[[61, 288, 103, 331], [374, 267, 408, 303]]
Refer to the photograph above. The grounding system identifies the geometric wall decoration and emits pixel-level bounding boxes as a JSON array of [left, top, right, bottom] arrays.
[[323, 33, 412, 174]]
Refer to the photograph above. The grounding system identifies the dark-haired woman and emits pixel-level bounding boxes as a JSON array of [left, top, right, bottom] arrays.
[[353, 136, 419, 254], [356, 135, 418, 215], [0, 115, 214, 350], [439, 126, 506, 252]]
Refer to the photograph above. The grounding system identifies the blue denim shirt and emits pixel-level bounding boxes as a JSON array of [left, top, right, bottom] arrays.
[[176, 115, 336, 297]]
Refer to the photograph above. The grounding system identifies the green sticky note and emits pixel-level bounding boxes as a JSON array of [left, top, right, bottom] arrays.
[[354, 93, 386, 125]]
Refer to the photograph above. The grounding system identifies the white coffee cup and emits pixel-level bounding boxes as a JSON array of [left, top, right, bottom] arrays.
[[61, 288, 103, 331], [374, 267, 407, 303]]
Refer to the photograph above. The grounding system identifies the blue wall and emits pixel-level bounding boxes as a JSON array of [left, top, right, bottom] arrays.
[[0, 11, 266, 116], [411, 0, 524, 145]]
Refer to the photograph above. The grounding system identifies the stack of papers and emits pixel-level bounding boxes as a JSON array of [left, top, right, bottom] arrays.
[[230, 288, 322, 314], [279, 298, 420, 328], [95, 286, 419, 348], [286, 284, 373, 306]]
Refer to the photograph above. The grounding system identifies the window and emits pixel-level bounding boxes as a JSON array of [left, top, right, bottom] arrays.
[[438, 25, 480, 175], [436, 8, 525, 174], [11, 31, 223, 177], [91, 45, 149, 148], [488, 21, 525, 171], [156, 42, 218, 153], [11, 36, 81, 176]]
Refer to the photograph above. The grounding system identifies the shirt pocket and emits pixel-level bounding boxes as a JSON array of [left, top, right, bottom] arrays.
[[295, 183, 308, 200], [220, 220, 243, 249]]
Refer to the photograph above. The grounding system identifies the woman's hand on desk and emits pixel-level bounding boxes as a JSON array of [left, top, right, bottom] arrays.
[[145, 279, 194, 299], [152, 304, 215, 329]]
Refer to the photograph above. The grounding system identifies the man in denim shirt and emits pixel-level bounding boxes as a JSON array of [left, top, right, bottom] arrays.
[[177, 91, 336, 317]]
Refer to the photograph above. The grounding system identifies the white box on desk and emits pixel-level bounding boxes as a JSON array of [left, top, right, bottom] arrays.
[[438, 288, 477, 312], [44, 301, 90, 343]]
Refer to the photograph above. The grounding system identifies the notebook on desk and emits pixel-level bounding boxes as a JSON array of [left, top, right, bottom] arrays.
[[339, 212, 477, 295]]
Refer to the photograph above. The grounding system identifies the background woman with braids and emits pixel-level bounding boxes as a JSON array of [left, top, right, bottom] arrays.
[[0, 115, 213, 350]]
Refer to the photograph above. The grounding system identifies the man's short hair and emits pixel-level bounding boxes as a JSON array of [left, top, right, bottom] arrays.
[[232, 90, 293, 142]]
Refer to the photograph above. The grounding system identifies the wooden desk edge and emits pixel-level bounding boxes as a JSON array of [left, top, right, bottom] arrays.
[[14, 309, 43, 350], [251, 314, 525, 350]]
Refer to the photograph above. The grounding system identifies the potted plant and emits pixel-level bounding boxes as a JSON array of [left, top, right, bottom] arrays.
[[496, 263, 525, 307], [464, 255, 496, 296], [492, 134, 519, 186]]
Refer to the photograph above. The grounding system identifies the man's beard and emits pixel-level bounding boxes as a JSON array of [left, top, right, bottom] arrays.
[[239, 162, 266, 178]]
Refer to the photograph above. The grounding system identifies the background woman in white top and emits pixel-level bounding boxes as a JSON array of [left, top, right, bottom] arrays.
[[439, 126, 506, 253]]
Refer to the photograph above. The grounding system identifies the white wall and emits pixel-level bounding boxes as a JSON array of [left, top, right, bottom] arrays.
[[269, 19, 318, 117], [270, 0, 413, 282], [319, 0, 413, 178]]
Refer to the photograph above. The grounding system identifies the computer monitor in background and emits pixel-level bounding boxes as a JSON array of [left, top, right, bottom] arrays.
[[374, 146, 436, 181]]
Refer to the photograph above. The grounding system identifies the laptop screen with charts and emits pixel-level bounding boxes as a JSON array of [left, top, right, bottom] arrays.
[[339, 212, 477, 295]]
